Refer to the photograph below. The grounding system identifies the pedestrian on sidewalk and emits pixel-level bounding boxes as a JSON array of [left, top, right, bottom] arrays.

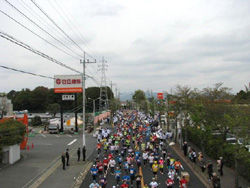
[[211, 172, 221, 188], [207, 161, 213, 180], [61, 152, 66, 170], [66, 148, 70, 166], [77, 147, 80, 161], [199, 156, 206, 173], [183, 141, 188, 156], [82, 146, 86, 161], [217, 157, 224, 176]]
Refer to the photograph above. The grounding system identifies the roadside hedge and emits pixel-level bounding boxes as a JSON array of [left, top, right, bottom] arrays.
[[186, 127, 250, 181], [0, 120, 26, 152]]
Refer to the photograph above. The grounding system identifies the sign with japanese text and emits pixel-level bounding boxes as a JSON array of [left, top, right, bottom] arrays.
[[62, 95, 75, 101], [157, 92, 164, 100], [54, 75, 82, 93]]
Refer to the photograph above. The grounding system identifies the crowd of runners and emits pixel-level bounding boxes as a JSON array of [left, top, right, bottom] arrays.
[[88, 110, 189, 188]]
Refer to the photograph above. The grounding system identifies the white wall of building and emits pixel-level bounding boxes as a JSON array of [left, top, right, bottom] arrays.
[[2, 144, 20, 164]]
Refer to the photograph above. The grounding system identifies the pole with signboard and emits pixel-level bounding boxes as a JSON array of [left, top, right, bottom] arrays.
[[54, 75, 83, 134], [80, 52, 96, 147], [81, 58, 86, 146], [74, 93, 78, 132]]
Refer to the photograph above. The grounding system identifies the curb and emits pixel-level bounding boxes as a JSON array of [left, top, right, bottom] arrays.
[[71, 161, 93, 188]]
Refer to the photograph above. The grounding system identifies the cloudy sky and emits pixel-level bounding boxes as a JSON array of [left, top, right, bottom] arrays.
[[0, 0, 249, 94]]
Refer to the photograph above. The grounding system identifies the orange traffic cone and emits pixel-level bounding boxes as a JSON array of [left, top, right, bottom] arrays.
[[32, 143, 34, 149], [27, 145, 30, 151]]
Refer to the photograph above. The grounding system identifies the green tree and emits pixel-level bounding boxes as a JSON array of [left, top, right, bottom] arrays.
[[47, 103, 60, 117], [132, 90, 146, 110], [174, 85, 192, 142], [12, 89, 31, 111], [30, 86, 49, 112]]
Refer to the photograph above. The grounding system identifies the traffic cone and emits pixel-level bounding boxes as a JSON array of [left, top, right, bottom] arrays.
[[32, 143, 34, 149], [27, 145, 30, 151]]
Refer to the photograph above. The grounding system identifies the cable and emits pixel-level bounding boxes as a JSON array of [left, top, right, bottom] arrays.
[[0, 65, 54, 79], [0, 9, 79, 60], [0, 31, 81, 74], [3, 0, 84, 59], [30, 0, 85, 55], [51, 0, 97, 60]]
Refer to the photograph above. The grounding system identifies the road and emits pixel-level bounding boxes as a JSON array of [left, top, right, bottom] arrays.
[[81, 130, 205, 188], [0, 130, 95, 188]]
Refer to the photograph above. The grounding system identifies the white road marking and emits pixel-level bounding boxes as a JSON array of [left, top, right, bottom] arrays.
[[37, 143, 52, 146], [67, 134, 73, 137], [41, 134, 46, 138], [67, 139, 77, 146], [55, 135, 59, 138]]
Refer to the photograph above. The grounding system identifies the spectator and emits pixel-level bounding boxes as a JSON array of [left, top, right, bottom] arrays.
[[207, 161, 213, 180], [183, 141, 188, 156], [212, 172, 221, 188]]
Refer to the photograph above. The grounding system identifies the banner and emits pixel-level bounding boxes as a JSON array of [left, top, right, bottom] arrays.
[[157, 92, 164, 100], [54, 75, 82, 93]]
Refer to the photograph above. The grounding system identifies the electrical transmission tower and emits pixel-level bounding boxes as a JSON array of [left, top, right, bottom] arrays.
[[99, 57, 108, 111]]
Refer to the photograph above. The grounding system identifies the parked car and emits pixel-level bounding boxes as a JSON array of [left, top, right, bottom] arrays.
[[226, 137, 237, 144], [48, 124, 59, 134]]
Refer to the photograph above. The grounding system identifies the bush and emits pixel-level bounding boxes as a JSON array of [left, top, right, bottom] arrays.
[[0, 120, 26, 150], [31, 116, 42, 126]]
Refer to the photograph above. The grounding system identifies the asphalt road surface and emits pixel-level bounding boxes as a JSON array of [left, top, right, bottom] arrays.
[[0, 131, 88, 188], [81, 127, 205, 188], [81, 146, 205, 188]]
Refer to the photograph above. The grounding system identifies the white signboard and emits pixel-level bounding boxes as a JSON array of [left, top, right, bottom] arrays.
[[54, 75, 82, 93], [62, 95, 75, 101]]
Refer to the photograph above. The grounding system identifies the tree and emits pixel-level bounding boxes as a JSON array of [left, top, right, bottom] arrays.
[[30, 86, 49, 112], [12, 89, 31, 111], [47, 103, 60, 117], [132, 90, 146, 110], [202, 82, 233, 101], [174, 85, 192, 142], [223, 106, 250, 188]]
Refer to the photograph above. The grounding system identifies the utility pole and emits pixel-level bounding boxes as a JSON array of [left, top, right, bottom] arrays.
[[110, 81, 113, 93], [74, 93, 78, 132], [99, 57, 108, 111], [80, 52, 96, 147]]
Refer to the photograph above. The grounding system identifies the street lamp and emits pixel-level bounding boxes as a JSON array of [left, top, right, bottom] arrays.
[[88, 97, 100, 127]]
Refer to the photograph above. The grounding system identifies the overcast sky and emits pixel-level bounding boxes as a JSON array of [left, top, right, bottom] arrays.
[[0, 0, 249, 94]]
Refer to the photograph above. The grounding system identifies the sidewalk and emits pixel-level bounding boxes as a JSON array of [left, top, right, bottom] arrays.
[[0, 127, 99, 188], [37, 131, 98, 188], [172, 142, 250, 188]]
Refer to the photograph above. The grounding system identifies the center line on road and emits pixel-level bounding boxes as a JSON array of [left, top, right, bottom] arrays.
[[41, 134, 46, 138], [67, 139, 77, 146]]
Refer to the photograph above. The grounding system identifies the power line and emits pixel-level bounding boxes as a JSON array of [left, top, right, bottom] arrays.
[[0, 31, 81, 74], [0, 9, 79, 60], [3, 0, 83, 59], [0, 65, 54, 79], [30, 0, 85, 55], [0, 31, 101, 85], [2, 0, 101, 86], [51, 0, 97, 60]]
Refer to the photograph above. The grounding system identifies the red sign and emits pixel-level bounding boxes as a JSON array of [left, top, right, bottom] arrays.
[[157, 93, 164, 100], [54, 75, 82, 93]]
